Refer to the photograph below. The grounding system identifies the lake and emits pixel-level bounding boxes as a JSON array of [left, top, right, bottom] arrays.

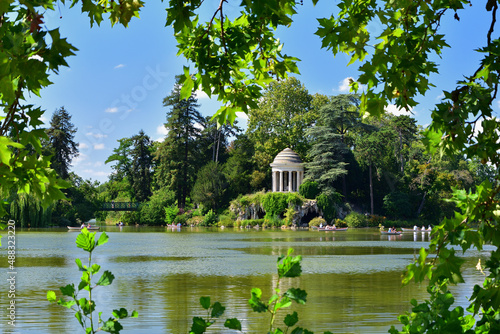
[[0, 227, 489, 333]]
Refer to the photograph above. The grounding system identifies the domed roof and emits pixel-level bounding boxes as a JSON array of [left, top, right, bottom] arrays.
[[270, 148, 303, 167]]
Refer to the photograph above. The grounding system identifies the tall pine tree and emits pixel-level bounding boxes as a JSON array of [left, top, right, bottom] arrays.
[[130, 130, 153, 202], [155, 77, 204, 209], [46, 107, 78, 180]]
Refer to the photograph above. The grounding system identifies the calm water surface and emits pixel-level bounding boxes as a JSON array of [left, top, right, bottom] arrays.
[[0, 227, 490, 333]]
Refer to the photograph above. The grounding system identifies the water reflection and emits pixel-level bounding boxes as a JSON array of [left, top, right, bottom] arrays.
[[0, 228, 487, 333]]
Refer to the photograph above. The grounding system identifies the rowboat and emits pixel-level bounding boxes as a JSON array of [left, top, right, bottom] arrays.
[[317, 227, 348, 231], [381, 231, 401, 235], [401, 228, 431, 232], [67, 226, 100, 231]]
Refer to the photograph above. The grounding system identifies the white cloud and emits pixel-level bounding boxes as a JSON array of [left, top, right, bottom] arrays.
[[336, 77, 366, 93], [155, 124, 168, 142], [195, 89, 210, 99], [79, 143, 89, 150], [93, 143, 105, 150], [105, 107, 119, 113], [385, 104, 413, 116], [338, 77, 353, 93], [156, 124, 168, 136], [194, 122, 204, 131], [114, 64, 125, 69], [86, 132, 108, 139], [236, 111, 249, 120], [72, 153, 88, 166]]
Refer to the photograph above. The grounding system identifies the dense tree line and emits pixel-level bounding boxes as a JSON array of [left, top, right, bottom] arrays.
[[5, 77, 490, 228], [93, 76, 492, 226]]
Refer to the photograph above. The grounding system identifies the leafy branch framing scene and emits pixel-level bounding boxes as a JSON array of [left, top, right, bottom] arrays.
[[1, 0, 500, 333]]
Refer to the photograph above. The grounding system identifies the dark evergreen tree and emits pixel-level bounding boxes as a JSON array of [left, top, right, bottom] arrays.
[[45, 107, 78, 179], [155, 76, 204, 209], [305, 95, 364, 193], [191, 161, 227, 212], [129, 130, 153, 202]]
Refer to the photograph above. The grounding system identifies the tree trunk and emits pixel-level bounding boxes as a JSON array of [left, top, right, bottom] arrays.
[[369, 162, 374, 215], [399, 129, 404, 174], [215, 129, 221, 163], [417, 191, 427, 216]]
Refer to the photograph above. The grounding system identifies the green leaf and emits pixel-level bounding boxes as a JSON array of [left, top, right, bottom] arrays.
[[249, 288, 268, 313], [60, 284, 76, 297], [285, 288, 307, 305], [284, 311, 299, 327], [75, 229, 96, 252], [75, 258, 84, 271], [190, 316, 208, 334], [96, 232, 109, 247], [47, 290, 57, 302], [112, 308, 128, 319], [275, 296, 292, 310], [96, 270, 115, 286], [210, 301, 225, 318], [200, 296, 211, 310], [224, 318, 242, 330], [90, 263, 101, 275]]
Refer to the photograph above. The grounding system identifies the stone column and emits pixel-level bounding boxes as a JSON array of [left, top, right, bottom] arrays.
[[288, 171, 292, 192], [279, 171, 283, 192], [272, 171, 276, 192]]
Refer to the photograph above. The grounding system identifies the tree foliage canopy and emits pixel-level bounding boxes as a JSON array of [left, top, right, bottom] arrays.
[[2, 1, 500, 332]]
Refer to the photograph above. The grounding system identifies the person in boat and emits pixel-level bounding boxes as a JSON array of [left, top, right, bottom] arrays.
[[428, 225, 432, 231], [81, 222, 86, 229], [413, 225, 418, 231], [87, 223, 91, 228], [421, 225, 425, 231], [392, 227, 396, 233], [332, 224, 336, 229], [319, 222, 323, 228]]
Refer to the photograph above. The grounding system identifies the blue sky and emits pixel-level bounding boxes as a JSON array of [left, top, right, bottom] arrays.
[[29, 1, 494, 183]]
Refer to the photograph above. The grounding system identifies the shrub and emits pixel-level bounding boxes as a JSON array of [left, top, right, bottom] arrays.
[[243, 218, 265, 227], [191, 205, 205, 217], [201, 209, 218, 226], [309, 217, 326, 227], [218, 215, 234, 227], [140, 188, 176, 225], [187, 216, 204, 226], [174, 213, 188, 226], [367, 214, 386, 227], [262, 192, 289, 218], [283, 207, 296, 226], [164, 204, 179, 224], [264, 214, 282, 227], [344, 211, 367, 228], [334, 218, 347, 228], [316, 191, 342, 223], [299, 180, 320, 199]]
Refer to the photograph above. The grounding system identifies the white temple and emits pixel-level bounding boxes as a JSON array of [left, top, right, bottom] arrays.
[[270, 148, 304, 192]]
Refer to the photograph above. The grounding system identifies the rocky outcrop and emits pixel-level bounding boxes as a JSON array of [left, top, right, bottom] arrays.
[[230, 199, 321, 226]]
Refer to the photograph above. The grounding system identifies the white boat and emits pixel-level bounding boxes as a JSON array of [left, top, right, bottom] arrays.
[[67, 226, 100, 231]]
